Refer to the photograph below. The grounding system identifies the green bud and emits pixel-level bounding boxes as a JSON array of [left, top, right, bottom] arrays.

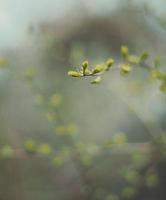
[[24, 139, 36, 154], [150, 69, 164, 80], [68, 70, 81, 77], [106, 58, 114, 70], [128, 55, 140, 64], [82, 60, 89, 75], [121, 63, 132, 74], [91, 76, 102, 84], [92, 65, 105, 74], [121, 46, 129, 59], [38, 143, 52, 155], [140, 51, 149, 61], [82, 60, 88, 69]]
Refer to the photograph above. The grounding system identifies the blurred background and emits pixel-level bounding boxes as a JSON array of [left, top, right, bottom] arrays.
[[0, 0, 166, 199]]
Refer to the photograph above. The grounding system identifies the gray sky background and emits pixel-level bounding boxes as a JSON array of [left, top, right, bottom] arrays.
[[0, 0, 165, 50]]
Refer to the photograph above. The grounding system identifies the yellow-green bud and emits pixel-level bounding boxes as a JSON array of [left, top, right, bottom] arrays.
[[91, 76, 102, 84], [140, 51, 149, 61], [24, 139, 36, 154], [82, 60, 88, 69], [128, 55, 140, 64], [92, 65, 105, 74], [121, 46, 129, 59], [82, 60, 89, 75], [38, 143, 51, 155], [106, 58, 114, 70], [150, 70, 164, 80], [121, 63, 132, 74], [68, 71, 81, 77]]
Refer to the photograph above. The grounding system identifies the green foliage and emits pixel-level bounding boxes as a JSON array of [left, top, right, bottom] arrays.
[[67, 46, 166, 94]]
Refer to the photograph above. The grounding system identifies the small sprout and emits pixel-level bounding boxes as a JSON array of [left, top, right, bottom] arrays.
[[91, 76, 102, 84], [121, 46, 129, 59], [140, 51, 149, 61], [38, 143, 51, 155], [0, 145, 13, 159], [24, 139, 36, 154], [121, 63, 132, 75], [146, 174, 159, 188], [92, 64, 105, 74], [150, 69, 164, 80], [106, 58, 114, 70], [82, 60, 88, 69], [82, 60, 88, 75], [127, 55, 140, 64], [50, 94, 62, 107], [84, 69, 92, 75], [68, 70, 81, 77]]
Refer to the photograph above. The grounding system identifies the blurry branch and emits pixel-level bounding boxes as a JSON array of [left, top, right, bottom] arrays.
[[68, 46, 166, 145], [68, 46, 166, 92]]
